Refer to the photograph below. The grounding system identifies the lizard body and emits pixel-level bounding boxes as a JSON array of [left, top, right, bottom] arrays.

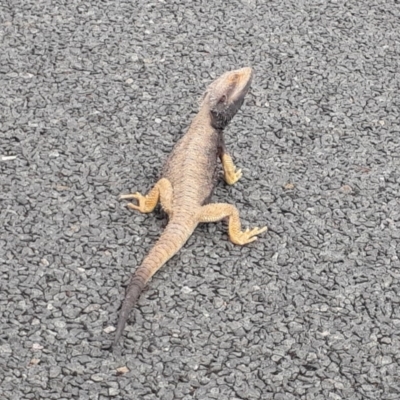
[[115, 68, 267, 344]]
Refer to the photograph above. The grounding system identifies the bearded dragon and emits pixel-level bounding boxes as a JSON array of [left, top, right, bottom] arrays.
[[115, 67, 267, 344]]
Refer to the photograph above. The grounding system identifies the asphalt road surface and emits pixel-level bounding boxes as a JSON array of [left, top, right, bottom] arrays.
[[1, 0, 399, 399]]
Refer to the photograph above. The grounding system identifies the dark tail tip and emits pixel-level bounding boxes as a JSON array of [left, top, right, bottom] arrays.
[[113, 280, 145, 346]]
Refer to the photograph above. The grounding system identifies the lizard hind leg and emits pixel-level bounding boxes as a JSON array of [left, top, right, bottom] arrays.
[[198, 203, 267, 245], [120, 178, 173, 215]]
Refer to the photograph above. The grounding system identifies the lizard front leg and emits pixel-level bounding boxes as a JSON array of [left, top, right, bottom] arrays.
[[198, 203, 267, 245], [219, 141, 242, 185], [120, 178, 173, 215]]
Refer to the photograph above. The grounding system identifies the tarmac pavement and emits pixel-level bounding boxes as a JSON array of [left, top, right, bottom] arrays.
[[1, 0, 399, 399]]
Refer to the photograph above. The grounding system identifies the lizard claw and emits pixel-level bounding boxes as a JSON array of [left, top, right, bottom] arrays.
[[225, 168, 242, 185], [119, 192, 141, 200], [232, 226, 268, 245], [120, 192, 148, 213]]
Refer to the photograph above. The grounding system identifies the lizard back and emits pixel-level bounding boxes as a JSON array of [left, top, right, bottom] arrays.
[[162, 109, 221, 209]]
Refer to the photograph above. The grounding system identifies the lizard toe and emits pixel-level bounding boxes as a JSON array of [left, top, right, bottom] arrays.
[[127, 203, 141, 211]]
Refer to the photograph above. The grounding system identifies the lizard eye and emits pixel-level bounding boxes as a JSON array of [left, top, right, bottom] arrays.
[[218, 94, 227, 104]]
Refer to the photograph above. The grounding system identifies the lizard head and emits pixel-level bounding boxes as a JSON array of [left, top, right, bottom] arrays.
[[203, 67, 253, 130]]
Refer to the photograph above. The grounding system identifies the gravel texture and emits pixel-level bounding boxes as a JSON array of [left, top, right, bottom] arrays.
[[1, 0, 400, 399]]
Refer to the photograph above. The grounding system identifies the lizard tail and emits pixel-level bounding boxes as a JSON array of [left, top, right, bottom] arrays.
[[113, 217, 195, 345]]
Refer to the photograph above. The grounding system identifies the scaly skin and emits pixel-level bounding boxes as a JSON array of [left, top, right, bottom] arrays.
[[114, 68, 267, 345]]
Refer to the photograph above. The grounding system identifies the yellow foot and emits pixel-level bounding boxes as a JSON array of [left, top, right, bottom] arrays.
[[225, 167, 242, 185], [231, 226, 268, 245], [119, 192, 150, 213]]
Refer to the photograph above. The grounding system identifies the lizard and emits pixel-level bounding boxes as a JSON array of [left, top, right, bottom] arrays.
[[114, 67, 267, 345]]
